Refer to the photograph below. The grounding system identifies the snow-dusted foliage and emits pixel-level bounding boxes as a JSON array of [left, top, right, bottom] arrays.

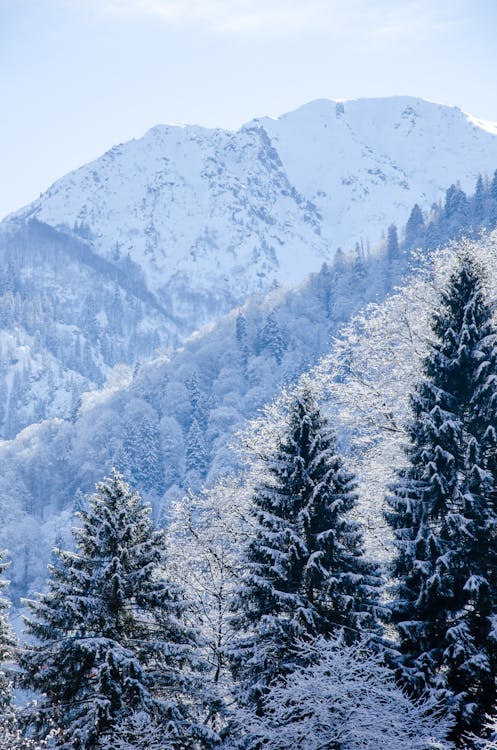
[[167, 476, 250, 697], [0, 552, 15, 713], [385, 255, 497, 740], [19, 470, 218, 749], [228, 383, 382, 713], [0, 220, 169, 439], [96, 711, 167, 750], [0, 552, 17, 747], [470, 713, 497, 749], [307, 233, 497, 561], [227, 634, 451, 750], [0, 244, 400, 600], [0, 718, 61, 749]]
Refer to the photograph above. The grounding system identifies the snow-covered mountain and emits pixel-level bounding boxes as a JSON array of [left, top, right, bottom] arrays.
[[1, 95, 497, 439], [15, 124, 325, 324], [0, 219, 179, 437], [2, 95, 497, 596], [13, 96, 497, 320], [256, 97, 497, 246]]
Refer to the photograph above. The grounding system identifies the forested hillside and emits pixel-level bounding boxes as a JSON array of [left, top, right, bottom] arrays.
[[1, 166, 497, 599], [2, 94, 497, 749], [5, 238, 497, 748]]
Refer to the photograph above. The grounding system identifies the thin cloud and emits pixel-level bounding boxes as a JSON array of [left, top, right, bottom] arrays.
[[99, 0, 327, 34], [94, 0, 469, 37]]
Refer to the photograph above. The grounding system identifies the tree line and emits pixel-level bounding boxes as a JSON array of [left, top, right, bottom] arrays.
[[383, 169, 497, 275]]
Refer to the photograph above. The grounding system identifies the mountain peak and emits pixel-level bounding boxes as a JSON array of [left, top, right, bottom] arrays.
[[255, 96, 497, 141], [5, 95, 497, 342]]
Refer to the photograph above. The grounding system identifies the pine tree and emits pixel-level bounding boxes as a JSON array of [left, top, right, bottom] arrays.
[[19, 470, 217, 749], [473, 175, 486, 225], [353, 241, 367, 281], [333, 247, 346, 272], [185, 417, 209, 490], [444, 183, 470, 235], [0, 552, 14, 715], [490, 170, 497, 226], [491, 170, 497, 203], [0, 551, 20, 750], [387, 223, 399, 264], [386, 255, 497, 742], [469, 713, 497, 749], [229, 385, 382, 714], [235, 311, 249, 369], [186, 372, 209, 431], [405, 203, 425, 248], [97, 711, 166, 750], [257, 312, 285, 365], [115, 415, 165, 496]]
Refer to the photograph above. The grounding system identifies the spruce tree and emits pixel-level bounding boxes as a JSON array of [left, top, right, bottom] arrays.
[[0, 551, 15, 733], [19, 469, 217, 749], [353, 242, 367, 281], [257, 312, 285, 365], [444, 183, 470, 235], [473, 174, 485, 225], [386, 255, 497, 742], [187, 372, 209, 431], [116, 415, 164, 496], [0, 552, 30, 750], [490, 170, 497, 226], [405, 203, 425, 248], [185, 417, 209, 490], [230, 385, 382, 714], [387, 223, 399, 264], [491, 170, 497, 204], [235, 311, 249, 369]]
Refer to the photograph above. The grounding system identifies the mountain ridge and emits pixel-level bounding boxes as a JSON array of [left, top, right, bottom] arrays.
[[2, 95, 497, 440], [13, 97, 497, 305]]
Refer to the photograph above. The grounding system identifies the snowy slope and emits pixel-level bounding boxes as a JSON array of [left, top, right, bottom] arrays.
[[12, 96, 497, 330], [16, 125, 324, 319], [256, 97, 497, 252], [0, 219, 179, 438], [1, 95, 496, 438]]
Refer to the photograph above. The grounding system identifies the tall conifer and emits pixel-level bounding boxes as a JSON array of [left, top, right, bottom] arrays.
[[386, 255, 497, 742], [230, 385, 382, 714], [20, 470, 217, 749]]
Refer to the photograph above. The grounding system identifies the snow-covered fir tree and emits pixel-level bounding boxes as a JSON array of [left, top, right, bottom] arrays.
[[229, 384, 382, 715], [97, 711, 165, 750], [405, 203, 425, 248], [0, 550, 17, 748], [386, 255, 497, 742], [19, 469, 218, 749], [228, 634, 451, 750], [115, 413, 165, 496], [257, 312, 286, 365], [470, 713, 497, 749], [185, 417, 209, 490], [0, 553, 14, 712], [235, 311, 249, 369], [387, 223, 399, 264], [187, 372, 209, 431], [0, 722, 62, 750]]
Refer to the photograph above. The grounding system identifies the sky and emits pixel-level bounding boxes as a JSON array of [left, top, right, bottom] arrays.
[[1, 0, 497, 220]]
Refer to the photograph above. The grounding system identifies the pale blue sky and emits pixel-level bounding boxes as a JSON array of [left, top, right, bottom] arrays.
[[1, 0, 497, 220]]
